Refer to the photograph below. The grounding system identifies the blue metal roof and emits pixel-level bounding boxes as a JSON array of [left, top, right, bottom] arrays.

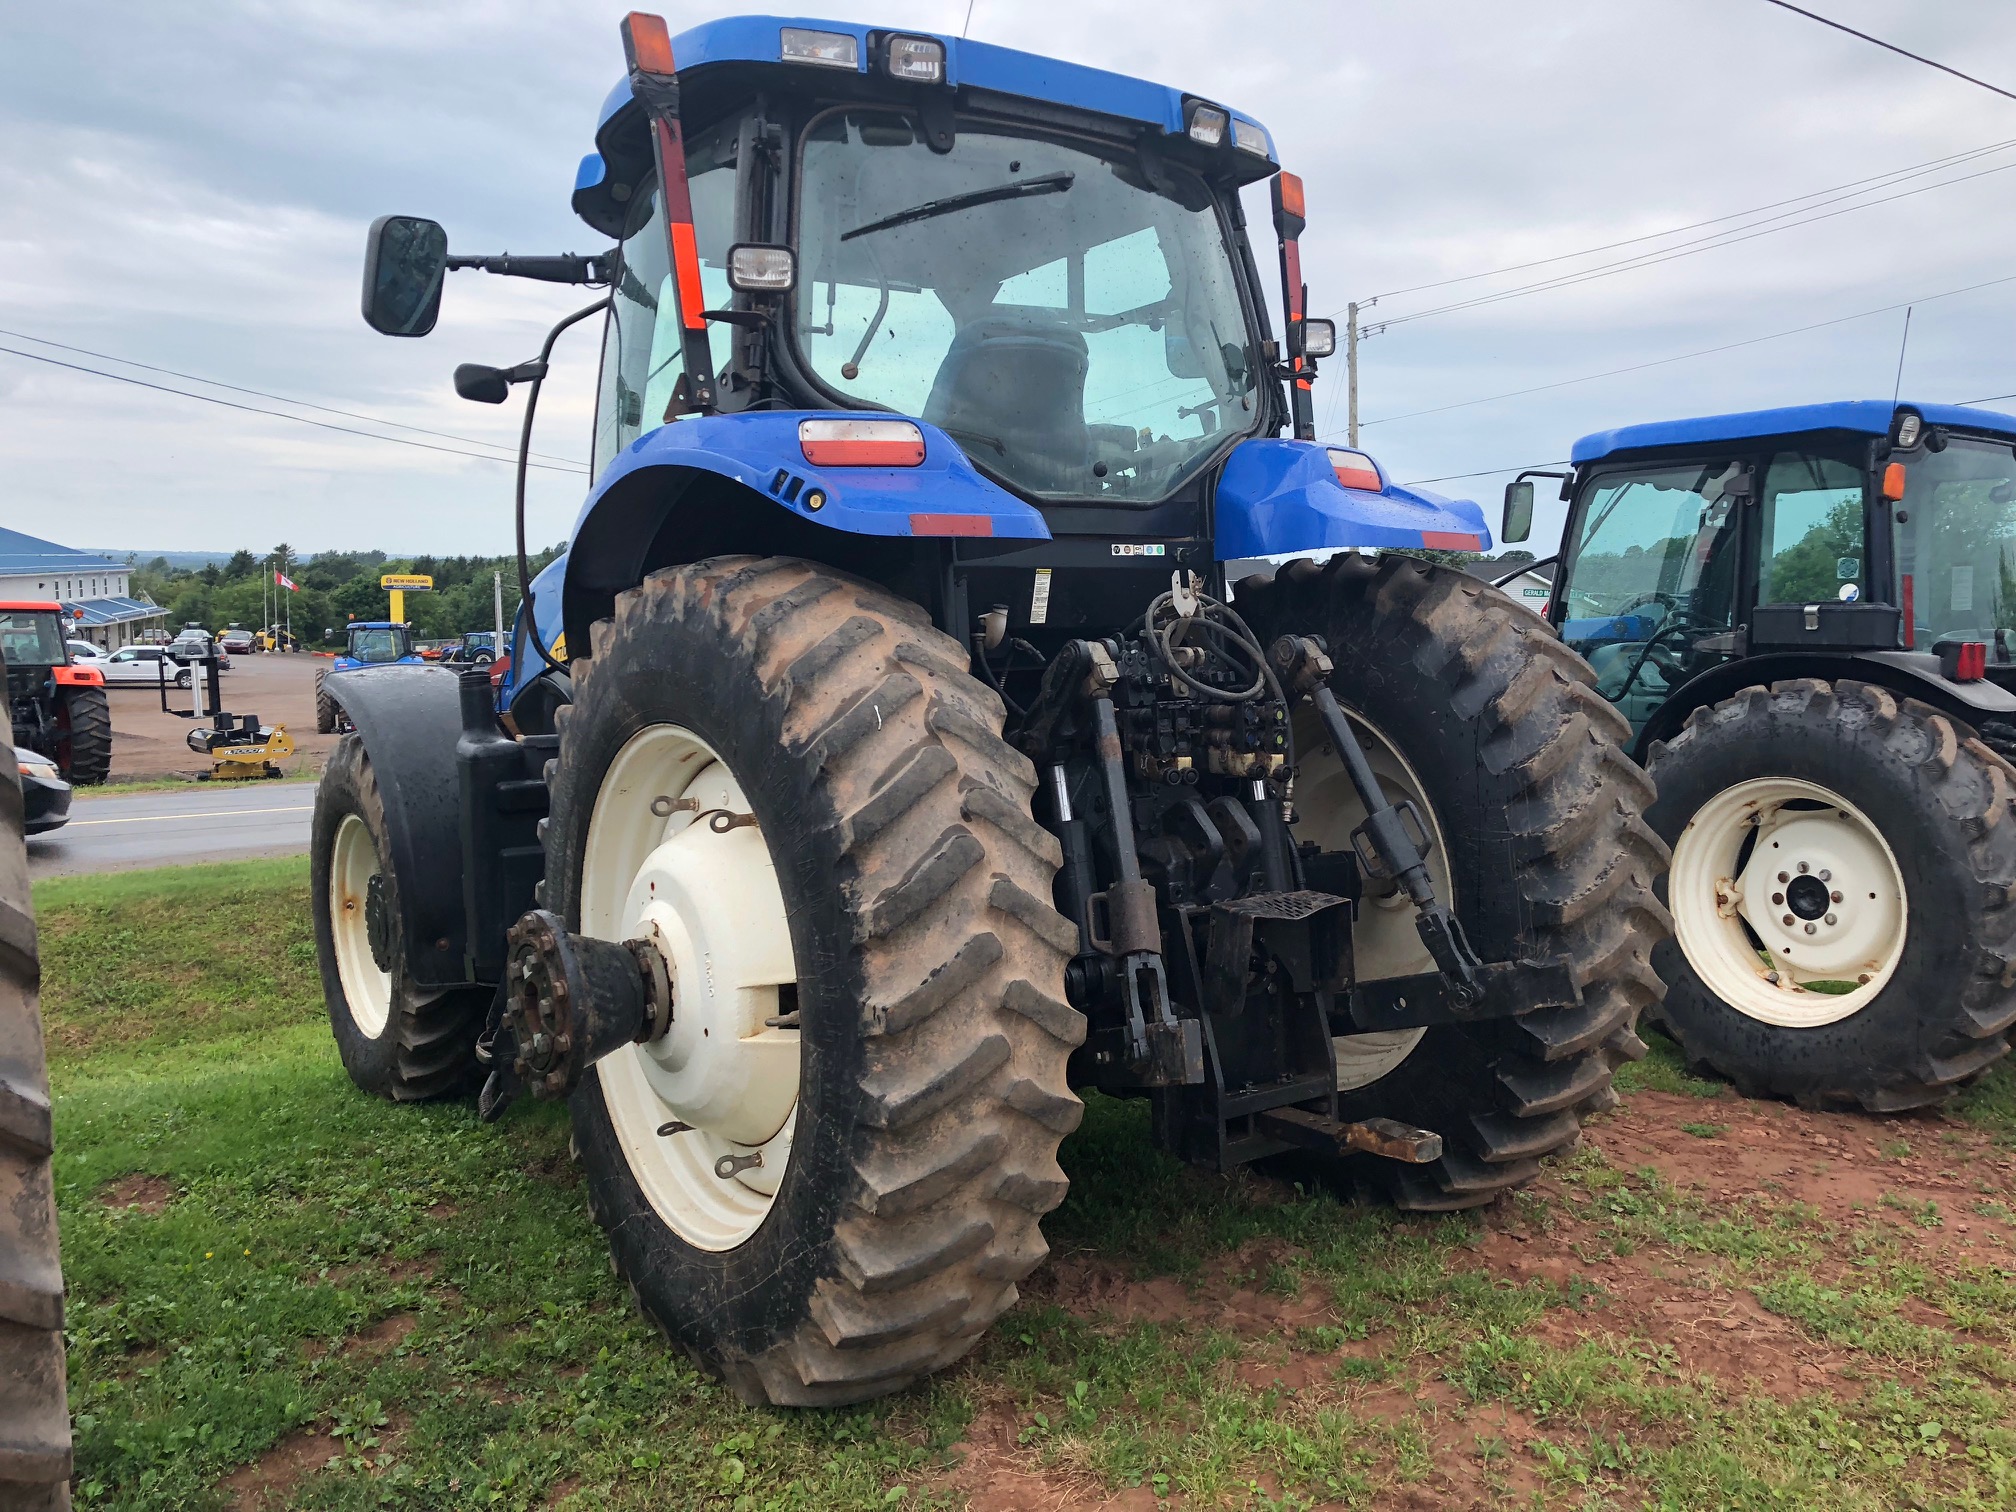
[[576, 14, 1276, 225], [1573, 400, 2016, 464], [598, 16, 1273, 149], [0, 526, 128, 578], [61, 596, 163, 627]]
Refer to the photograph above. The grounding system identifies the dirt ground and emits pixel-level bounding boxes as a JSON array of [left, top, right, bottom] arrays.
[[101, 651, 338, 780]]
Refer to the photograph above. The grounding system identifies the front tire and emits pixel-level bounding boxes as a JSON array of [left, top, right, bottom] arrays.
[[1648, 679, 2016, 1110], [311, 735, 486, 1100], [314, 669, 337, 734], [1236, 554, 1672, 1210], [547, 557, 1079, 1406]]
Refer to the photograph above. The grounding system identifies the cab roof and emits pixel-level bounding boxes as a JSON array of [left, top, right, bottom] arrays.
[[0, 601, 62, 613], [575, 14, 1277, 233], [1572, 400, 2016, 465]]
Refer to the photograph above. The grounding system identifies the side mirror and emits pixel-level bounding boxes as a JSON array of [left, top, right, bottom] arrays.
[[454, 364, 511, 404], [1501, 479, 1535, 544], [362, 215, 449, 337]]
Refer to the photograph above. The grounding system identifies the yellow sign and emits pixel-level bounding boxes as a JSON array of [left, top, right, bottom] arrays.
[[380, 574, 434, 591]]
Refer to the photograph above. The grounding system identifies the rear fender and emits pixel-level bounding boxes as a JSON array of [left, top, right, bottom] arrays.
[[52, 666, 102, 687], [322, 666, 470, 989], [1636, 650, 2016, 760], [563, 411, 1049, 651], [1215, 438, 1492, 561]]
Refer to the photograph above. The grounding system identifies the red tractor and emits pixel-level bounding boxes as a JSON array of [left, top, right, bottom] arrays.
[[2, 602, 112, 786]]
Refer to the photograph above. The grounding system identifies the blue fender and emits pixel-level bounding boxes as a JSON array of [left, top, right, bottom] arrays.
[[575, 411, 1052, 543], [1214, 439, 1492, 560], [498, 553, 569, 715]]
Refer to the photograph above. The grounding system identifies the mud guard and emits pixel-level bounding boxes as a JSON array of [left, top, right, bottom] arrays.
[[323, 665, 470, 989]]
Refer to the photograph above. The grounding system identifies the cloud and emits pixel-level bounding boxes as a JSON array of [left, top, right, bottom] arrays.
[[3, 0, 2014, 556]]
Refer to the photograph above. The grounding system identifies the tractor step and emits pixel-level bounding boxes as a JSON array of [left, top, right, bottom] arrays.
[[1253, 1106, 1443, 1164]]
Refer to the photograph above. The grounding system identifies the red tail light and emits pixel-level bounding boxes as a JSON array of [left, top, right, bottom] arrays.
[[1327, 447, 1381, 492], [800, 419, 926, 467]]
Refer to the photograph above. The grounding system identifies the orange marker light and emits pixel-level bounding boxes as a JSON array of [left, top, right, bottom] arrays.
[[622, 12, 676, 77], [1882, 461, 1907, 501], [1276, 171, 1305, 223]]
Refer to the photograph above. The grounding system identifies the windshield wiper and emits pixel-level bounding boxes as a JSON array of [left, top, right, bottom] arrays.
[[843, 171, 1074, 242]]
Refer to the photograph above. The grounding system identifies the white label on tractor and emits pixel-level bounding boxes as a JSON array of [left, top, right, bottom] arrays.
[[1952, 564, 1975, 612], [1111, 543, 1166, 557], [1030, 568, 1053, 625]]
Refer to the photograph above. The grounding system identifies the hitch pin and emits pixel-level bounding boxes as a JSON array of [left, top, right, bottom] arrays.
[[649, 795, 698, 817], [714, 1150, 763, 1179]]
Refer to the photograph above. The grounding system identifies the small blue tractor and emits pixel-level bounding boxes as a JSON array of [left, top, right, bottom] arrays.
[[1506, 400, 2016, 1113], [314, 621, 424, 734], [316, 12, 1666, 1404]]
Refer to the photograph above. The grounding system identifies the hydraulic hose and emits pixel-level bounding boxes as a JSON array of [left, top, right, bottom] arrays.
[[517, 297, 612, 675]]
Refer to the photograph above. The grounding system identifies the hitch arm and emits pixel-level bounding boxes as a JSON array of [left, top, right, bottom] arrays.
[[1270, 636, 1487, 1006]]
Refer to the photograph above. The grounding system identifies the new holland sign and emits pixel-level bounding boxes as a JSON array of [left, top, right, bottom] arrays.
[[379, 574, 435, 592]]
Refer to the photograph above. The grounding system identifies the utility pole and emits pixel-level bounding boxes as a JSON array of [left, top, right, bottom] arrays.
[[1346, 301, 1360, 448], [494, 571, 505, 648]]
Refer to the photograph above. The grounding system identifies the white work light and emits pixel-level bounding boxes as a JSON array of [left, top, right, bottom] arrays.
[[1187, 103, 1228, 147], [1231, 117, 1270, 157], [781, 27, 859, 69], [727, 244, 796, 292], [885, 34, 945, 82], [1302, 318, 1336, 359], [1894, 411, 1923, 448]]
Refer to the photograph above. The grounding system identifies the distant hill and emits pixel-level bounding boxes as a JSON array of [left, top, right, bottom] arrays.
[[92, 550, 237, 570]]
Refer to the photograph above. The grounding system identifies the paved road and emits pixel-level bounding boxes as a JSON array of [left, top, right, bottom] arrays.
[[28, 784, 314, 878]]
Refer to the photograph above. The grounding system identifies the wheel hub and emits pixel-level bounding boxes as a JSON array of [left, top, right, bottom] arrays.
[[1783, 872, 1829, 920]]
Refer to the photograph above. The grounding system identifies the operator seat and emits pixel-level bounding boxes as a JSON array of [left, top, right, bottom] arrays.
[[923, 311, 1091, 493]]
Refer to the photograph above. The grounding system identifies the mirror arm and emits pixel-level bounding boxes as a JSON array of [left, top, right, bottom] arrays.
[[445, 251, 616, 286], [1510, 467, 1573, 498]]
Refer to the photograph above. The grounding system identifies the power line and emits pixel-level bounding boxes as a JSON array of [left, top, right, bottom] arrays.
[[1369, 154, 2016, 331], [1345, 270, 2016, 431], [1349, 132, 2016, 310], [1955, 391, 2016, 406], [1761, 0, 2016, 105], [0, 345, 591, 474], [1400, 461, 1569, 487], [0, 327, 587, 467]]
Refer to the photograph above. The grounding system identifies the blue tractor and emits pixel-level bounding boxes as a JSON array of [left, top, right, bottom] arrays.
[[1508, 400, 2016, 1114], [314, 620, 424, 733], [315, 13, 1665, 1405]]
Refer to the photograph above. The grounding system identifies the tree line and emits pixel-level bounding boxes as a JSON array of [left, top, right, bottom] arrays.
[[128, 544, 566, 648]]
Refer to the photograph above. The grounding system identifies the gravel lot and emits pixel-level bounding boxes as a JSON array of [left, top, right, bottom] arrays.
[[100, 651, 338, 781]]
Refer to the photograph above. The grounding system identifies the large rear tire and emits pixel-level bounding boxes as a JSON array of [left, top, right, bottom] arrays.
[[1236, 553, 1671, 1210], [314, 669, 337, 735], [1646, 679, 2016, 1110], [547, 557, 1078, 1406], [310, 735, 486, 1101], [53, 685, 111, 787], [0, 733, 72, 1508]]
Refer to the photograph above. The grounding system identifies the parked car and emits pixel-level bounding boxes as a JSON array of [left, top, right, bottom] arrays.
[[218, 628, 256, 655], [65, 641, 105, 664], [16, 748, 71, 835], [100, 645, 193, 687]]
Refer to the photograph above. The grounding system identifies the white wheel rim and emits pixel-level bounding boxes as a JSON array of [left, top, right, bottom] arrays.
[[582, 724, 801, 1251], [1292, 704, 1449, 1091], [330, 812, 392, 1038], [1670, 776, 1907, 1029]]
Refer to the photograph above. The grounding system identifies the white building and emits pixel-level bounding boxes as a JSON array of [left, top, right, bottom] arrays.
[[0, 526, 165, 649]]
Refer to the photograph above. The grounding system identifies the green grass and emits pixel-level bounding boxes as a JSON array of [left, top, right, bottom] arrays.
[[40, 864, 2016, 1510], [71, 771, 319, 798]]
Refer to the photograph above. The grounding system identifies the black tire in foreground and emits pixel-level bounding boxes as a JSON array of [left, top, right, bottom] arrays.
[[53, 685, 112, 787], [314, 669, 337, 735], [547, 557, 1079, 1406], [311, 735, 486, 1101], [1235, 553, 1673, 1210], [0, 739, 72, 1508], [1646, 678, 2016, 1110]]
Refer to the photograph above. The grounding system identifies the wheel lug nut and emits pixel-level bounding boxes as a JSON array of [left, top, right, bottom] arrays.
[[1772, 892, 1785, 905], [1778, 871, 1790, 883], [1796, 862, 1810, 874], [1830, 890, 1843, 903], [1783, 913, 1795, 926], [1818, 869, 1832, 882], [1804, 922, 1817, 935], [1824, 913, 1837, 925]]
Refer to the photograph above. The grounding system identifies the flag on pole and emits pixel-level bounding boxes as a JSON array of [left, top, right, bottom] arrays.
[[275, 571, 298, 592]]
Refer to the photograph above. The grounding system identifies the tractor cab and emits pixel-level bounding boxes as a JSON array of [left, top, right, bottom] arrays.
[[1, 600, 110, 787], [336, 622, 421, 671], [1514, 401, 2016, 750]]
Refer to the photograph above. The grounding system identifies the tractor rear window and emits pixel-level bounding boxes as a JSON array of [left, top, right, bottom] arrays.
[[1893, 436, 2016, 646], [348, 629, 408, 664], [792, 110, 1259, 504], [0, 612, 65, 668]]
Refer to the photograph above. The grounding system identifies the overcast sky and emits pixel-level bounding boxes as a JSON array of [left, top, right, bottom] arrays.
[[4, 1, 2015, 558]]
